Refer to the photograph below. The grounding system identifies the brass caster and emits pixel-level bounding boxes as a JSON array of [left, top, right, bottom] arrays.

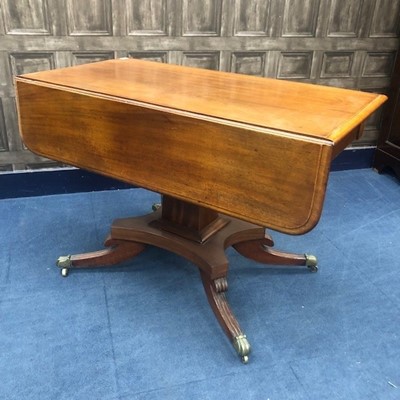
[[152, 203, 161, 211], [305, 254, 318, 272], [309, 265, 318, 273], [233, 334, 251, 363], [57, 255, 72, 268], [61, 268, 69, 277], [57, 255, 72, 277]]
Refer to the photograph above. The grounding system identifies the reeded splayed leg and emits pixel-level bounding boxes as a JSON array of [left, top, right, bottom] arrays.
[[56, 235, 146, 277], [233, 236, 318, 272], [200, 271, 251, 364]]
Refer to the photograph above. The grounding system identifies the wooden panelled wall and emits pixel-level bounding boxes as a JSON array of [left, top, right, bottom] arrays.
[[0, 0, 399, 171]]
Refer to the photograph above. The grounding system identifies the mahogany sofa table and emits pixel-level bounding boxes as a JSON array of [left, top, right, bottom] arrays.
[[15, 59, 386, 363]]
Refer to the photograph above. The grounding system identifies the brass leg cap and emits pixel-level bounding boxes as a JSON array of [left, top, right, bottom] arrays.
[[57, 256, 72, 277], [152, 203, 161, 211], [57, 255, 72, 268], [233, 334, 251, 363], [304, 254, 318, 272]]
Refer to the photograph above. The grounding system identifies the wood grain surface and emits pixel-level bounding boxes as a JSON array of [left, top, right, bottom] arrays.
[[15, 59, 386, 234], [17, 58, 387, 144]]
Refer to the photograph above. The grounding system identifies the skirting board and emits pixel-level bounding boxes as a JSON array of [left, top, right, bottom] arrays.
[[0, 147, 376, 200]]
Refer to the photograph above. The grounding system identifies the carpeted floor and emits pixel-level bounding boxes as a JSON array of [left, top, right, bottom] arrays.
[[1, 169, 399, 400]]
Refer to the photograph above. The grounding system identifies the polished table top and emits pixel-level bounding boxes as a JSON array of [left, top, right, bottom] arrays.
[[16, 59, 387, 234], [16, 58, 385, 145]]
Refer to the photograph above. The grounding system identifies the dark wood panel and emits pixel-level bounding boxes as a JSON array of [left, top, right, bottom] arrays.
[[66, 0, 112, 35], [0, 99, 8, 151], [9, 52, 55, 76], [278, 52, 313, 79], [126, 0, 167, 35], [282, 0, 320, 37], [231, 52, 265, 76], [321, 52, 354, 77], [370, 0, 400, 37], [374, 51, 400, 178], [182, 0, 222, 36], [128, 52, 168, 63], [0, 164, 12, 171], [72, 52, 114, 66], [327, 0, 362, 37], [182, 52, 220, 70], [362, 52, 396, 77], [2, 0, 51, 35], [233, 0, 270, 36]]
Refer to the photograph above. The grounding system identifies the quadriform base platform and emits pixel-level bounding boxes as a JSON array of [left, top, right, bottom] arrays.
[[15, 59, 386, 363]]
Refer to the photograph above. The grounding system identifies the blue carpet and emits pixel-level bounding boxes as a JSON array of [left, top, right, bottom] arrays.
[[0, 169, 399, 400]]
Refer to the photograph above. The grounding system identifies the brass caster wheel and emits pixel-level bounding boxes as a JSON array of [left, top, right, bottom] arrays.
[[57, 255, 72, 277], [61, 268, 69, 277], [233, 334, 251, 364], [305, 254, 318, 273], [152, 203, 161, 211]]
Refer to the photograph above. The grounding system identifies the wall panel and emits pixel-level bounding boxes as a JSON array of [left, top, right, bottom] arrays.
[[1, 0, 51, 35], [72, 52, 115, 65], [231, 52, 265, 76], [327, 0, 362, 37], [128, 51, 168, 63], [278, 52, 313, 79], [233, 0, 270, 36], [66, 0, 112, 35], [182, 52, 220, 70], [369, 0, 400, 37], [182, 0, 222, 36], [9, 52, 55, 76], [0, 99, 8, 152], [321, 52, 354, 77], [362, 52, 395, 77], [126, 0, 167, 35], [0, 0, 399, 170], [282, 0, 320, 37]]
